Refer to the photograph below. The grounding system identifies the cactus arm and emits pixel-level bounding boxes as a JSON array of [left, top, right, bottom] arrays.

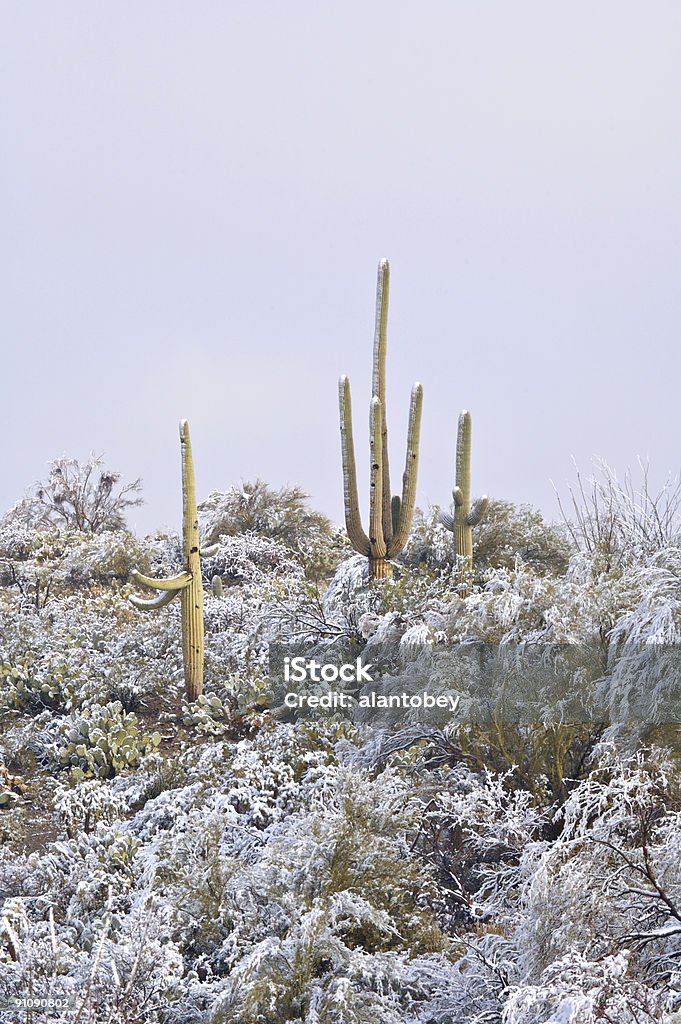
[[391, 495, 402, 537], [200, 543, 219, 558], [130, 569, 193, 591], [372, 259, 393, 544], [387, 382, 423, 557], [339, 375, 371, 556], [129, 588, 180, 610], [439, 511, 455, 532], [467, 496, 489, 527], [453, 486, 464, 508], [369, 396, 387, 559]]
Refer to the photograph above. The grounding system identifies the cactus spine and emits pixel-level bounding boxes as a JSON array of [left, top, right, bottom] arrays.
[[129, 420, 217, 700], [440, 410, 488, 594], [339, 259, 423, 579]]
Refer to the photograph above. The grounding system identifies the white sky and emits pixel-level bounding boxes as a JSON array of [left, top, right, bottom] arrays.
[[2, 2, 680, 535]]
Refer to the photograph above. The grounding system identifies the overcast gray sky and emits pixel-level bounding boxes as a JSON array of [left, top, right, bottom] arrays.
[[2, 2, 680, 535]]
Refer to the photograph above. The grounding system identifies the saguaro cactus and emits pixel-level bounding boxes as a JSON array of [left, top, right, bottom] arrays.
[[339, 259, 423, 579], [440, 410, 488, 593], [128, 420, 217, 700]]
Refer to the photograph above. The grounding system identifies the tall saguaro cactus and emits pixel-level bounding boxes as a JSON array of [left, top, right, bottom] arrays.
[[128, 420, 217, 700], [339, 259, 423, 579], [440, 410, 488, 594]]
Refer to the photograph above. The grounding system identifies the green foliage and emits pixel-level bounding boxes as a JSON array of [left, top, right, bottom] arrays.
[[473, 500, 572, 577], [404, 501, 571, 580], [53, 700, 161, 778], [200, 479, 332, 548], [454, 721, 605, 800]]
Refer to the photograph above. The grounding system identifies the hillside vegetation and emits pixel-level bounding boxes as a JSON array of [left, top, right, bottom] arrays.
[[1, 468, 681, 1023]]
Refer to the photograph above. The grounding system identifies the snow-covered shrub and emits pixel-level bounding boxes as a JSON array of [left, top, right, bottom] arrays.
[[510, 745, 681, 1004], [402, 502, 570, 579], [198, 479, 347, 579], [59, 529, 153, 584], [557, 459, 681, 573], [203, 533, 301, 584], [54, 778, 128, 836], [474, 501, 571, 577], [503, 950, 665, 1024]]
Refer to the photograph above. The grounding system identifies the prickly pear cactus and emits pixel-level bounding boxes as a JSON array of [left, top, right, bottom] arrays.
[[54, 701, 161, 779], [182, 692, 232, 736]]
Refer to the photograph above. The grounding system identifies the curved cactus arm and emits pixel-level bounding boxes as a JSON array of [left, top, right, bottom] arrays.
[[369, 396, 387, 559], [387, 382, 423, 557], [339, 375, 371, 556], [129, 588, 179, 610], [439, 511, 455, 533], [467, 496, 489, 527], [130, 569, 193, 591], [200, 543, 219, 558], [372, 259, 393, 544]]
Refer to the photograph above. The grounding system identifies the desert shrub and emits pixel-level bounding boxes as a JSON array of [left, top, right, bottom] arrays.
[[54, 778, 128, 836], [29, 454, 143, 533], [199, 479, 330, 547], [198, 479, 347, 579], [202, 533, 301, 585], [60, 530, 152, 584], [473, 501, 571, 576], [403, 502, 570, 578], [556, 459, 681, 573], [0, 501, 48, 559]]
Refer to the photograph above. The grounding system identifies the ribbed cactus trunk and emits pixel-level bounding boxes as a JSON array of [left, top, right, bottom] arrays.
[[128, 420, 218, 701], [440, 410, 488, 596], [179, 421, 204, 701], [339, 260, 423, 581], [369, 558, 393, 579], [454, 411, 474, 572]]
